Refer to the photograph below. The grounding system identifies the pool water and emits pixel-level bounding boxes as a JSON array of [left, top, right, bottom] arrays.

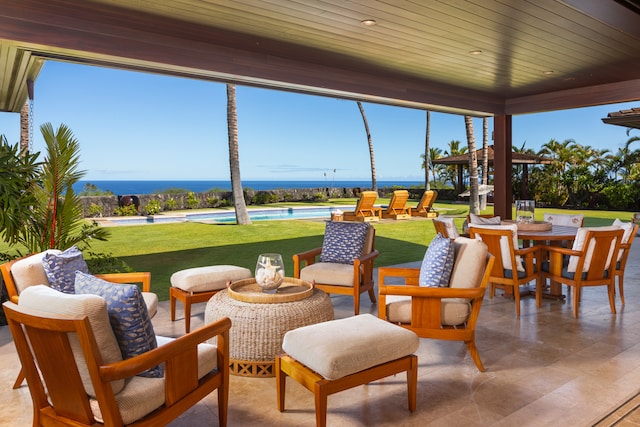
[[104, 206, 352, 225], [186, 206, 351, 223]]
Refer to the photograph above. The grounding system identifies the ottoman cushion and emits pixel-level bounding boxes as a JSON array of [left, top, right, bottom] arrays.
[[282, 314, 419, 380], [171, 265, 252, 293]]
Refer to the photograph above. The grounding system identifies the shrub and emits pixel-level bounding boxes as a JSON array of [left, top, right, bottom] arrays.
[[207, 197, 219, 207], [165, 198, 178, 211], [144, 199, 162, 215], [113, 204, 139, 216], [87, 203, 103, 218], [252, 191, 279, 205], [187, 192, 199, 209], [84, 251, 133, 274]]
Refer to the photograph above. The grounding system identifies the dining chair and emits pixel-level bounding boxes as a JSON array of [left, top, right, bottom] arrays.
[[469, 223, 539, 317], [432, 217, 460, 239], [538, 227, 623, 318]]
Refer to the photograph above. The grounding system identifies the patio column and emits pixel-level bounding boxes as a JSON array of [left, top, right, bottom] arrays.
[[493, 114, 513, 219]]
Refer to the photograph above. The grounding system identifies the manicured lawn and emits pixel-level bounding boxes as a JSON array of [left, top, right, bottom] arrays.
[[1, 199, 634, 301]]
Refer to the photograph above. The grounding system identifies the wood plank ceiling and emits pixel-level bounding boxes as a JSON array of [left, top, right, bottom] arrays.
[[1, 0, 640, 115]]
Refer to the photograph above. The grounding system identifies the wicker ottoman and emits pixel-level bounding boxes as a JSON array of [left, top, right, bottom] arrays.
[[276, 314, 420, 427], [170, 265, 252, 333], [204, 288, 334, 377]]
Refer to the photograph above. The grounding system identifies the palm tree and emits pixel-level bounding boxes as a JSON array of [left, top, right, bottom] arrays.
[[357, 101, 377, 191], [480, 117, 489, 210], [443, 140, 468, 190], [226, 84, 251, 225], [464, 116, 479, 214], [424, 110, 431, 190]]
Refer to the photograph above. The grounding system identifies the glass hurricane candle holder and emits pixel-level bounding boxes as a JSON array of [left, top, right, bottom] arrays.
[[255, 253, 285, 293], [516, 200, 535, 224]]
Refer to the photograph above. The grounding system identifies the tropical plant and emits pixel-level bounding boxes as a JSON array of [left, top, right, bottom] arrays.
[[442, 140, 468, 189], [187, 191, 199, 209], [19, 123, 110, 253], [0, 135, 41, 246], [226, 84, 251, 224]]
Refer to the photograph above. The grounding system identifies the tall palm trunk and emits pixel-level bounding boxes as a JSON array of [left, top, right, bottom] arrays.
[[226, 84, 251, 225], [464, 116, 479, 214], [357, 101, 377, 191], [425, 110, 431, 190], [480, 117, 489, 210]]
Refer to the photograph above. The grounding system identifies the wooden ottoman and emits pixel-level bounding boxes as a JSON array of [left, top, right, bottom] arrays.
[[276, 314, 419, 427], [170, 265, 252, 333]]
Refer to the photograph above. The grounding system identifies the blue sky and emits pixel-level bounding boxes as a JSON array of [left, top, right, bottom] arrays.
[[0, 61, 637, 182]]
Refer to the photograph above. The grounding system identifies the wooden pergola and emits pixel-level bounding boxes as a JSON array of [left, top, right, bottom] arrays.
[[433, 146, 552, 198], [1, 1, 640, 219]]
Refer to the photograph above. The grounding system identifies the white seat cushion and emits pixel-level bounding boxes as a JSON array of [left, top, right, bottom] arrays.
[[386, 296, 471, 326], [282, 314, 419, 380], [89, 336, 218, 424], [300, 262, 354, 287], [170, 265, 252, 293]]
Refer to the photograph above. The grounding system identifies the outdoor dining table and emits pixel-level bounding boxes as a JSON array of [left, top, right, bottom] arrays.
[[516, 224, 580, 300]]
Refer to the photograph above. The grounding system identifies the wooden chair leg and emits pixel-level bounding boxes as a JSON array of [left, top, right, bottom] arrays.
[[13, 368, 25, 389], [170, 289, 177, 321], [608, 283, 617, 314], [314, 382, 329, 427], [618, 275, 625, 305], [514, 284, 521, 317], [353, 293, 360, 315], [276, 356, 286, 412], [407, 356, 418, 412], [368, 288, 376, 303], [465, 339, 485, 372]]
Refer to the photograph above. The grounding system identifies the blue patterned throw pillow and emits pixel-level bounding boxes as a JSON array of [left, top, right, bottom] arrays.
[[42, 246, 89, 294], [319, 221, 369, 264], [74, 271, 163, 378], [419, 233, 455, 287]]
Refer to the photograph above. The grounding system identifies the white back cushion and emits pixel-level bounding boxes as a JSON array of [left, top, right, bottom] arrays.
[[544, 213, 583, 228], [613, 219, 635, 262], [469, 214, 501, 225], [437, 217, 460, 238], [568, 226, 620, 273], [469, 223, 524, 272], [10, 250, 61, 294], [17, 285, 125, 397]]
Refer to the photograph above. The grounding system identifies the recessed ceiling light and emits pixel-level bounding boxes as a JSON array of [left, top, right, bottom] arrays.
[[361, 19, 377, 26], [543, 70, 554, 75], [469, 49, 482, 55]]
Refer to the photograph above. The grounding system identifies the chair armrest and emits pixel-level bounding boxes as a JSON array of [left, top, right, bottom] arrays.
[[292, 247, 322, 277], [95, 272, 152, 293], [378, 266, 421, 287], [379, 284, 485, 300], [99, 317, 231, 382]]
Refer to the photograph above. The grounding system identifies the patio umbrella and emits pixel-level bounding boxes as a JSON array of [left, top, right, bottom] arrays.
[[459, 184, 494, 197]]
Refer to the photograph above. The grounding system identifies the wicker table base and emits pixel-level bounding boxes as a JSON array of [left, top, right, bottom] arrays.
[[204, 288, 334, 377]]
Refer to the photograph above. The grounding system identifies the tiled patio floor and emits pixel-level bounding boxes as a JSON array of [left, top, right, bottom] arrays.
[[1, 237, 639, 426]]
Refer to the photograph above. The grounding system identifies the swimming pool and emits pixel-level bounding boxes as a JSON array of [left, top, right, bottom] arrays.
[[186, 206, 351, 223], [102, 206, 352, 225]]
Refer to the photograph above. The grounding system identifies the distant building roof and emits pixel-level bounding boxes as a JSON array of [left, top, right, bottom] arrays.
[[602, 108, 640, 129], [432, 146, 551, 165]]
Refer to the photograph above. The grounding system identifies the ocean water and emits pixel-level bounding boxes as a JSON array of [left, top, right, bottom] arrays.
[[74, 180, 424, 195]]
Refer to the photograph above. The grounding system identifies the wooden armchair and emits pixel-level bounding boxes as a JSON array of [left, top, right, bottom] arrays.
[[410, 190, 438, 218], [538, 227, 623, 318], [381, 190, 411, 219], [378, 237, 494, 371], [1, 251, 158, 389], [469, 224, 539, 317], [432, 217, 459, 239], [293, 222, 379, 315], [342, 190, 381, 222], [3, 286, 230, 427]]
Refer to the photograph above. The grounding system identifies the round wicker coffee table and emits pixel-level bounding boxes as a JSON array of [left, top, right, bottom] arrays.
[[204, 282, 334, 377]]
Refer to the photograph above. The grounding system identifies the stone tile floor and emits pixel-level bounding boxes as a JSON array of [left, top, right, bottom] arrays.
[[1, 238, 639, 426]]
